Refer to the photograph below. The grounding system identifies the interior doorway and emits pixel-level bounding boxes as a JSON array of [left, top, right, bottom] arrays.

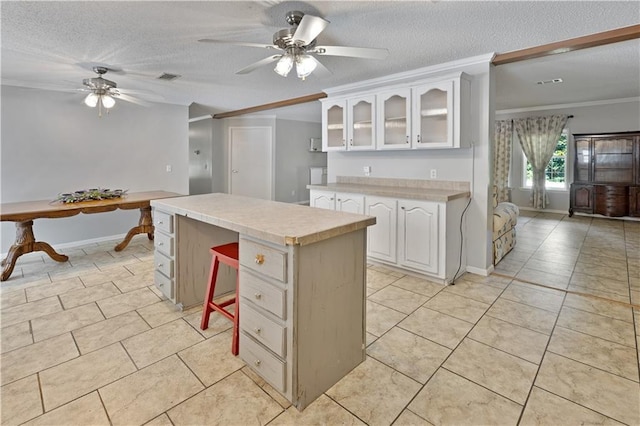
[[228, 126, 273, 200]]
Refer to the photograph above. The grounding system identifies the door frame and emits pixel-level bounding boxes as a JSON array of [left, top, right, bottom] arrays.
[[227, 125, 275, 200]]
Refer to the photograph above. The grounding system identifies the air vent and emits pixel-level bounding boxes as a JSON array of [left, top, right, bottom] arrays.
[[157, 73, 181, 81], [536, 78, 563, 85]]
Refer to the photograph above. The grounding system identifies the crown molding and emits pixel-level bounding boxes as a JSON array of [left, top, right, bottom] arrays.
[[496, 97, 640, 115]]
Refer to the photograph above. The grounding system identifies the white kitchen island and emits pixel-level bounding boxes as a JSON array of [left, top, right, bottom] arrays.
[[150, 193, 375, 410]]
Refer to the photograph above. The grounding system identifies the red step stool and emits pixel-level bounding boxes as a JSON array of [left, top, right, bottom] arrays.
[[200, 242, 240, 355]]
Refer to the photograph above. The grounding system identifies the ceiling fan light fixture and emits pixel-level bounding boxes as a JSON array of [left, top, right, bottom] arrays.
[[274, 54, 294, 77], [295, 54, 317, 80], [84, 92, 99, 107], [101, 94, 116, 109]]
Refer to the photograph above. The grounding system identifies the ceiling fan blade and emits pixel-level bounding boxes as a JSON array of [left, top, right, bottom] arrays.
[[292, 15, 329, 46], [313, 45, 389, 60], [117, 88, 165, 102], [236, 55, 282, 75], [309, 56, 332, 78], [117, 93, 152, 107], [198, 39, 279, 50]]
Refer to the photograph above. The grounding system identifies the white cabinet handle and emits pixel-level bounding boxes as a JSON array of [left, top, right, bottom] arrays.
[[254, 360, 261, 367], [254, 327, 262, 334], [406, 135, 409, 144], [254, 293, 262, 300], [158, 242, 164, 246], [255, 254, 265, 265], [417, 135, 421, 143]]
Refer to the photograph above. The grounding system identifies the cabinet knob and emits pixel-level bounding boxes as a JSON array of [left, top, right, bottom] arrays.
[[254, 327, 262, 334], [254, 293, 262, 300], [406, 135, 409, 144], [254, 360, 261, 367], [342, 139, 346, 146], [417, 135, 421, 143], [350, 139, 353, 145], [157, 221, 163, 225], [158, 242, 164, 246], [157, 263, 163, 267], [401, 207, 405, 210], [255, 254, 265, 265]]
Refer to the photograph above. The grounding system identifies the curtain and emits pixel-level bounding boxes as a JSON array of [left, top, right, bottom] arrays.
[[514, 115, 569, 209], [494, 120, 513, 202]]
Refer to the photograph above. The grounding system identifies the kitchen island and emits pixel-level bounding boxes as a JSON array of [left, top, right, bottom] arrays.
[[150, 193, 375, 410]]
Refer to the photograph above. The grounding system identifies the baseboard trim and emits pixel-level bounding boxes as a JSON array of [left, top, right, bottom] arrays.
[[1, 233, 128, 258], [465, 264, 494, 277], [517, 207, 568, 214]]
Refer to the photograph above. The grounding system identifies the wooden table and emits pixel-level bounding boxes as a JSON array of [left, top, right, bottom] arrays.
[[0, 191, 182, 281]]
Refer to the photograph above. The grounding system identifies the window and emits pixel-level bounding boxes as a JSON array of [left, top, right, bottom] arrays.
[[524, 132, 568, 189]]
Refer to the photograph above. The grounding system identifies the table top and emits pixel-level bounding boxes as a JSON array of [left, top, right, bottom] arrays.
[[152, 193, 376, 246], [1, 191, 183, 222]]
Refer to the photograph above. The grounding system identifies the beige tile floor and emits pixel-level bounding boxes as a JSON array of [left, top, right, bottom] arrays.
[[1, 212, 639, 425]]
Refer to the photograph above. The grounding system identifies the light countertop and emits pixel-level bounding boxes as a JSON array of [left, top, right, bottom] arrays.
[[307, 183, 470, 202], [151, 193, 375, 246]]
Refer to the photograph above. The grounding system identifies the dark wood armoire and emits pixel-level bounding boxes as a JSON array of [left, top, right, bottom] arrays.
[[570, 132, 640, 217]]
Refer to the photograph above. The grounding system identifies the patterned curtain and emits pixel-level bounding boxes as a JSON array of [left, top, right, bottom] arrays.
[[514, 115, 569, 209], [494, 120, 513, 202]]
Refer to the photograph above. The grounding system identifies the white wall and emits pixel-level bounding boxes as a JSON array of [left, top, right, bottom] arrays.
[[1, 85, 188, 252], [219, 115, 326, 203], [328, 60, 494, 273], [497, 99, 640, 212], [188, 118, 213, 195], [275, 119, 325, 203]]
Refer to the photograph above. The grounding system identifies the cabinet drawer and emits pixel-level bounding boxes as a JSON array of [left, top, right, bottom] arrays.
[[153, 210, 173, 234], [154, 251, 174, 278], [239, 270, 286, 319], [240, 303, 286, 357], [154, 232, 174, 257], [154, 270, 174, 299], [240, 332, 286, 393], [240, 239, 287, 283]]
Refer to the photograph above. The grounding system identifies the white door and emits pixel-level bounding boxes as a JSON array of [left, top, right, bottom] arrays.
[[229, 126, 272, 200], [365, 196, 397, 262], [398, 200, 439, 274], [310, 190, 335, 210], [336, 193, 364, 214]]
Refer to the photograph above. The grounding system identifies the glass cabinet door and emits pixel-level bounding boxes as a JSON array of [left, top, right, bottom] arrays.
[[593, 137, 634, 183], [377, 89, 411, 149], [574, 138, 591, 182], [347, 96, 375, 150], [322, 100, 346, 151], [412, 80, 453, 148]]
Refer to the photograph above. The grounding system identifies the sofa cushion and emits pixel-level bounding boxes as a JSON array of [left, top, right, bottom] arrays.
[[493, 202, 519, 240]]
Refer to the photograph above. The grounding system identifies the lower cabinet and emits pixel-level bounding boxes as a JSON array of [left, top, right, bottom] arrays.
[[322, 190, 466, 282], [398, 200, 439, 274], [310, 190, 365, 214], [570, 184, 594, 216], [630, 186, 640, 217], [365, 196, 397, 263]]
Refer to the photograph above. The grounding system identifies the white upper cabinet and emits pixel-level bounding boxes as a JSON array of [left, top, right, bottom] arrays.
[[377, 89, 411, 150], [322, 100, 347, 151], [322, 96, 375, 151], [412, 80, 454, 148], [322, 72, 471, 151], [347, 96, 376, 151]]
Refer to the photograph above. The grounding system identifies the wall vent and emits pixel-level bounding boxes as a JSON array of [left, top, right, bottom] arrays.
[[157, 73, 181, 81]]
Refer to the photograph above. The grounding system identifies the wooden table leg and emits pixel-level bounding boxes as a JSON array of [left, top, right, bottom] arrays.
[[1, 220, 69, 281], [114, 206, 155, 252]]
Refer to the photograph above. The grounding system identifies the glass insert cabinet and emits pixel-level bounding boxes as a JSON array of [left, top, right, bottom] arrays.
[[321, 72, 470, 151], [570, 132, 640, 217]]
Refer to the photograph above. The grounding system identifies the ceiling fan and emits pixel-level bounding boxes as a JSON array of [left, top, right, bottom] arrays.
[[79, 66, 152, 116], [199, 10, 389, 80]]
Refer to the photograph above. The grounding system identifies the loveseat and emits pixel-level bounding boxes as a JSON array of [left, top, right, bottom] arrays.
[[493, 186, 519, 264]]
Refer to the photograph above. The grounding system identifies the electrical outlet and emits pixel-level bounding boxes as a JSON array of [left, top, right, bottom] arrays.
[[430, 169, 437, 179], [363, 166, 371, 176], [166, 165, 172, 172], [291, 190, 296, 197]]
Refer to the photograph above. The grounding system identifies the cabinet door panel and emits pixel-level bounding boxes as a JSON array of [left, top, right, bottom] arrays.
[[377, 89, 411, 150], [412, 81, 453, 148], [336, 193, 364, 214], [310, 191, 335, 210], [365, 197, 397, 262], [398, 200, 438, 274], [348, 96, 376, 150], [322, 101, 346, 151]]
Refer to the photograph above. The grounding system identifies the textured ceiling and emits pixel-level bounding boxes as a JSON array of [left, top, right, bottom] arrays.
[[2, 1, 639, 120]]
